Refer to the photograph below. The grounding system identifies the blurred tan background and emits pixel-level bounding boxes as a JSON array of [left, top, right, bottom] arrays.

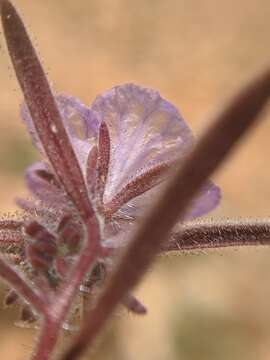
[[1, 0, 270, 359]]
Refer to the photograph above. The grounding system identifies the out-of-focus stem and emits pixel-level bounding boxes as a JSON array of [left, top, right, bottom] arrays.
[[31, 319, 60, 360], [62, 66, 270, 360]]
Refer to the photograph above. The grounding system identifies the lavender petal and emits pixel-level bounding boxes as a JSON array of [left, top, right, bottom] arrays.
[[91, 83, 194, 202], [24, 162, 69, 209], [115, 180, 221, 222], [20, 95, 99, 172], [184, 181, 221, 220]]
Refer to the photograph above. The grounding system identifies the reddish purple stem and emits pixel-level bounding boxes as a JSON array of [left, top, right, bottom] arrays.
[[165, 219, 270, 251], [62, 66, 270, 360], [32, 217, 101, 360]]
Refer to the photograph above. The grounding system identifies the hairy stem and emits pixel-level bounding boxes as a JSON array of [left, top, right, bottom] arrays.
[[164, 219, 270, 251], [32, 217, 101, 360], [52, 217, 101, 321], [62, 66, 270, 360]]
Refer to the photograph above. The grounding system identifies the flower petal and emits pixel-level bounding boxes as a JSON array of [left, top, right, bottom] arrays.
[[20, 95, 99, 171], [113, 180, 221, 223], [24, 162, 69, 208], [56, 95, 99, 140], [91, 83, 194, 202], [20, 102, 44, 154], [184, 181, 221, 220]]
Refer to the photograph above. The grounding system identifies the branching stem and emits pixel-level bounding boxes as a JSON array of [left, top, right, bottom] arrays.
[[32, 217, 101, 360]]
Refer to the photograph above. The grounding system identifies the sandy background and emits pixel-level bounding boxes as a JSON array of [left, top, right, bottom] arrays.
[[1, 0, 270, 359]]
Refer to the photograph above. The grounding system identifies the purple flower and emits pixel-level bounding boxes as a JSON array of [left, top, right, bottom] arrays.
[[13, 83, 221, 317], [2, 3, 270, 358], [20, 83, 220, 232], [0, 81, 220, 324]]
